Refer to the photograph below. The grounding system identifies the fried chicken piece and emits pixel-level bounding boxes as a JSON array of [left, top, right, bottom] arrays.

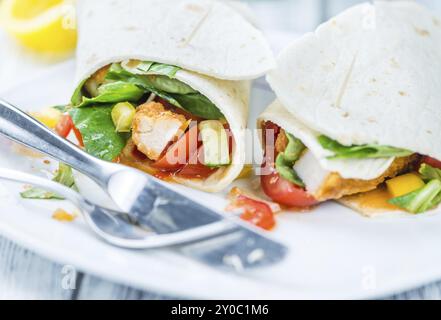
[[132, 102, 188, 161]]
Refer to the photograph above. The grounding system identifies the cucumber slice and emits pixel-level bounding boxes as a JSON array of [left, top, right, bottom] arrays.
[[199, 120, 231, 167]]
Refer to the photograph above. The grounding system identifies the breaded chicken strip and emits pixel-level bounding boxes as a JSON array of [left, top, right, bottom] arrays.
[[132, 102, 188, 161]]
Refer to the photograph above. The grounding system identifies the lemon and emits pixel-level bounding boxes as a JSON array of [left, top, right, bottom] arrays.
[[0, 0, 77, 55]]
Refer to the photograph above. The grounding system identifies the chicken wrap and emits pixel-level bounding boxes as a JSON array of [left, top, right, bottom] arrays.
[[259, 1, 441, 215], [65, 0, 274, 193]]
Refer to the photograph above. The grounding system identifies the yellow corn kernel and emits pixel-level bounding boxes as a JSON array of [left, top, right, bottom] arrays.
[[386, 173, 425, 198]]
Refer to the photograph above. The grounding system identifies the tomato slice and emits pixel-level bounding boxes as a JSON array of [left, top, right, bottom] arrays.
[[422, 156, 441, 170], [153, 124, 199, 171], [178, 146, 217, 179], [55, 114, 73, 138], [234, 195, 276, 230], [261, 170, 318, 208], [55, 114, 84, 147], [72, 126, 84, 147], [260, 122, 318, 208]]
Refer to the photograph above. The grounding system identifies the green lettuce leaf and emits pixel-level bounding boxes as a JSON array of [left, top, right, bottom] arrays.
[[76, 82, 145, 108], [69, 105, 130, 161], [389, 180, 441, 214], [107, 63, 223, 119], [122, 61, 181, 78], [420, 164, 441, 181], [112, 63, 196, 95], [71, 78, 88, 106], [147, 76, 196, 95], [171, 93, 224, 120], [146, 62, 180, 78], [275, 133, 305, 187], [21, 163, 76, 200], [318, 135, 413, 159], [106, 64, 186, 106]]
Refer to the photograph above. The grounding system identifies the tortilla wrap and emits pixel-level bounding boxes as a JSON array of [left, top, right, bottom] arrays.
[[267, 1, 441, 161], [172, 72, 249, 192], [258, 100, 404, 216], [264, 1, 441, 215], [72, 0, 259, 193], [76, 0, 275, 82], [258, 100, 395, 182]]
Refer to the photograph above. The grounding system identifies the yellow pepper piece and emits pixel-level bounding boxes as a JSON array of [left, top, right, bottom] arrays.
[[52, 208, 77, 222], [386, 173, 425, 198], [30, 107, 61, 129], [236, 165, 254, 180]]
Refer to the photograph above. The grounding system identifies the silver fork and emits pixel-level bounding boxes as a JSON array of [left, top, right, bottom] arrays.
[[0, 168, 237, 249], [0, 99, 288, 270]]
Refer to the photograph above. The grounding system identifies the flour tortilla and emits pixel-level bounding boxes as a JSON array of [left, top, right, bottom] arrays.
[[73, 0, 254, 192], [258, 100, 395, 182], [338, 196, 400, 218], [172, 72, 249, 192], [267, 1, 441, 161], [75, 0, 275, 82], [258, 100, 404, 217]]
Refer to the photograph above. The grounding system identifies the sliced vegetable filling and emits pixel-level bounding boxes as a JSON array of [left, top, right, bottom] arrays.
[[261, 122, 441, 214], [260, 122, 317, 208], [65, 60, 234, 180]]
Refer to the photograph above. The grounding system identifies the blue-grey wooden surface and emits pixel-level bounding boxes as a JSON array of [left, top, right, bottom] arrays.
[[1, 234, 441, 300], [1, 0, 441, 300]]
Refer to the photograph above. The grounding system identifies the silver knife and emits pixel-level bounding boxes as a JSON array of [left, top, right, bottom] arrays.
[[0, 99, 287, 271]]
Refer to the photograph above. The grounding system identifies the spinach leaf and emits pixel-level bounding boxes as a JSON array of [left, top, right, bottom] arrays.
[[148, 63, 181, 78], [110, 63, 195, 95], [106, 64, 185, 106], [76, 82, 145, 108], [147, 75, 196, 95], [21, 163, 76, 200], [318, 135, 413, 159], [275, 133, 305, 187], [109, 63, 223, 119], [122, 61, 181, 78], [71, 78, 88, 106], [171, 93, 224, 120], [69, 105, 129, 161]]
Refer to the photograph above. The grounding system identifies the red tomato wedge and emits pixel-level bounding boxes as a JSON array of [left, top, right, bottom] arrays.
[[55, 114, 84, 147], [260, 121, 318, 208], [422, 156, 441, 170], [72, 126, 84, 147], [178, 146, 217, 179], [55, 114, 73, 138], [233, 195, 276, 230], [261, 171, 318, 208], [153, 124, 199, 171]]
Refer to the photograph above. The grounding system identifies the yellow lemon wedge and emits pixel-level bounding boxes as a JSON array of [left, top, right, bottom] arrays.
[[0, 0, 77, 55]]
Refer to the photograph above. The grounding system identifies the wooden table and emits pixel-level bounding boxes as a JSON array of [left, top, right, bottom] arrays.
[[0, 235, 440, 300]]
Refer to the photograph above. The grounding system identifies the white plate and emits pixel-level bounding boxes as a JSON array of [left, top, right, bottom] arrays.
[[1, 61, 441, 300]]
